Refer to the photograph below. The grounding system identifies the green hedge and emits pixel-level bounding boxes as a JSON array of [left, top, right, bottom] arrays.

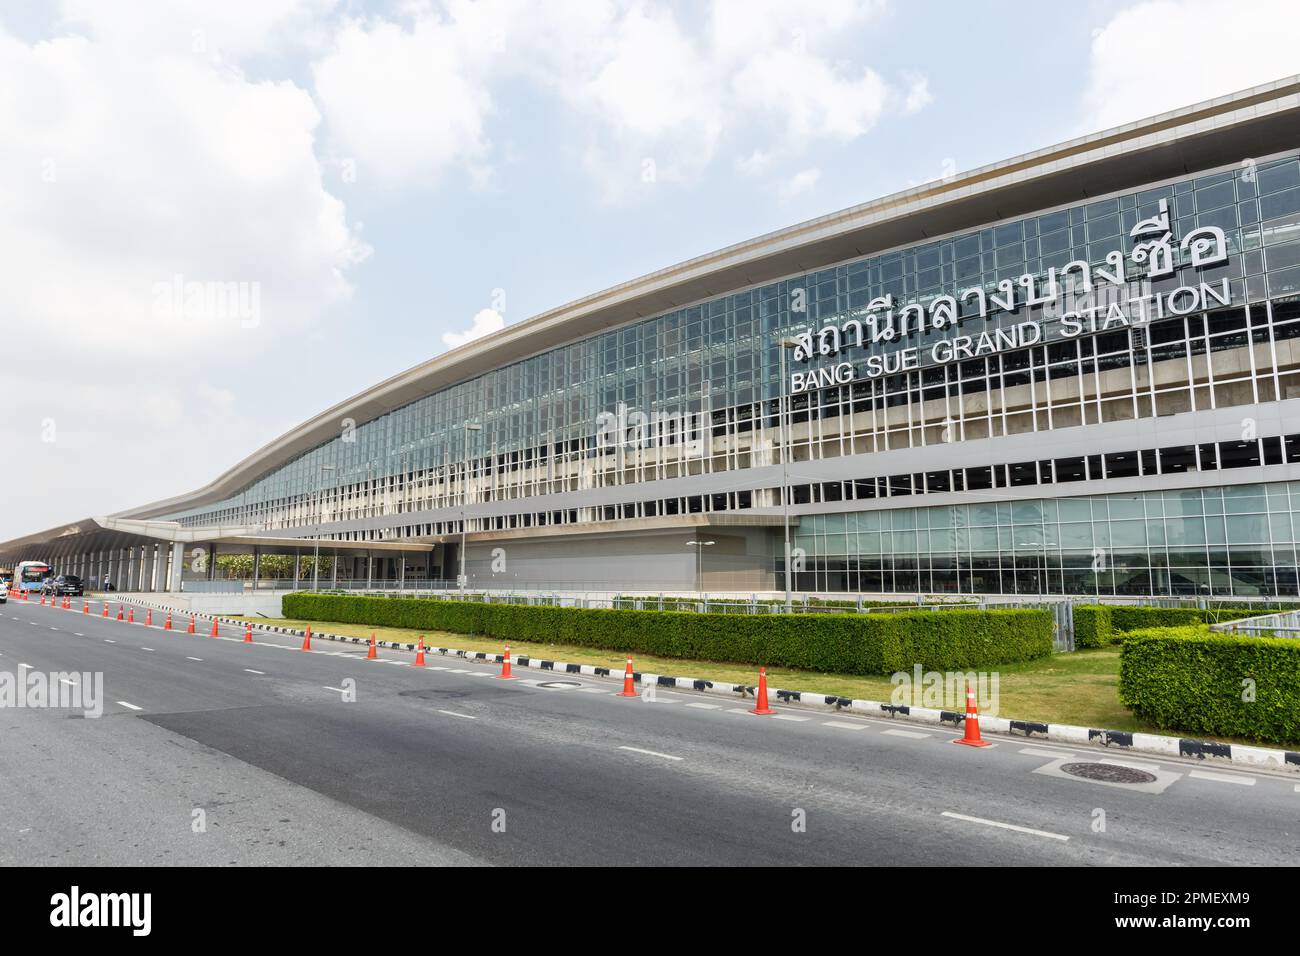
[[1073, 604, 1288, 647], [1073, 605, 1112, 648], [283, 593, 1053, 676], [1118, 626, 1300, 742]]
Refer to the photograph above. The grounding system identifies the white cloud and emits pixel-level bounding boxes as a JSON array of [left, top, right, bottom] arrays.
[[0, 19, 363, 356], [1082, 0, 1300, 131], [306, 0, 930, 199], [0, 3, 362, 539], [778, 167, 821, 200], [442, 307, 505, 348], [313, 12, 494, 188], [901, 71, 932, 114], [733, 48, 890, 142]]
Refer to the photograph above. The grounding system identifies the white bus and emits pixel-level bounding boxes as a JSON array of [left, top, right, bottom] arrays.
[[14, 560, 52, 595]]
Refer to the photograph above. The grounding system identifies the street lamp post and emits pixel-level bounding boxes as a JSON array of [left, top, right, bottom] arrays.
[[460, 422, 482, 594], [778, 337, 800, 611], [686, 539, 715, 593], [312, 463, 336, 591]]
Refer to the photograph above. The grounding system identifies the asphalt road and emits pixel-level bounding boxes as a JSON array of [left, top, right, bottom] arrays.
[[1, 597, 1297, 866]]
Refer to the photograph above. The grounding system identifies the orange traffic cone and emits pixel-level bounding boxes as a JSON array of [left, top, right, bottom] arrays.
[[83, 600, 89, 614], [619, 657, 637, 698], [101, 602, 108, 618], [497, 644, 515, 680], [366, 633, 377, 660], [301, 626, 312, 652], [187, 614, 196, 634], [953, 686, 991, 748], [750, 666, 776, 715], [116, 604, 123, 621], [128, 607, 135, 624], [414, 637, 426, 667], [243, 622, 253, 643], [210, 619, 219, 638], [145, 609, 152, 627], [164, 613, 172, 631]]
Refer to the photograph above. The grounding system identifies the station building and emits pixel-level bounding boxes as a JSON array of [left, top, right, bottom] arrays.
[[6, 78, 1300, 600]]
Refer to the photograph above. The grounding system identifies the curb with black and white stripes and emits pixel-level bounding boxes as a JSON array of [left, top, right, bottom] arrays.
[[109, 597, 1300, 775]]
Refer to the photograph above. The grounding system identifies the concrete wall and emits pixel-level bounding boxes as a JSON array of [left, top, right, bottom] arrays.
[[461, 527, 777, 592]]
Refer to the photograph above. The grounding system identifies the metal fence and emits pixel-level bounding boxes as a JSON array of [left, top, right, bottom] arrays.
[[1210, 609, 1300, 638]]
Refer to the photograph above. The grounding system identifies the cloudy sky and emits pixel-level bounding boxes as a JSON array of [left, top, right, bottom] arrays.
[[1, 0, 1297, 540]]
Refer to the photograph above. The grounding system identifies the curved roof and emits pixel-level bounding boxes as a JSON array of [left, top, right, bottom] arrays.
[[118, 75, 1300, 521]]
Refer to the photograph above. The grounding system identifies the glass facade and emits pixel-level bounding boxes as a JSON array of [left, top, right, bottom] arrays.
[[154, 149, 1300, 597], [789, 482, 1300, 598]]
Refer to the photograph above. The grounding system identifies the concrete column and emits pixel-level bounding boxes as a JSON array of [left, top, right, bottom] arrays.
[[252, 547, 261, 591], [142, 545, 155, 593], [331, 551, 338, 588], [292, 550, 300, 589], [168, 542, 183, 592], [399, 555, 406, 589], [366, 551, 373, 590], [127, 548, 137, 592], [207, 544, 216, 581]]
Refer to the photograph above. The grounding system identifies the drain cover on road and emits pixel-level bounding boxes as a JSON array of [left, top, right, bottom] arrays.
[[1060, 762, 1157, 785], [537, 680, 583, 690]]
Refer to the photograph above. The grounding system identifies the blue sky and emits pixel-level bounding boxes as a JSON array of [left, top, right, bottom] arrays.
[[2, 0, 1297, 540]]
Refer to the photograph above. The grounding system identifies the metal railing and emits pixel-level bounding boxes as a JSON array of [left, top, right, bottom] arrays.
[[1211, 609, 1300, 638]]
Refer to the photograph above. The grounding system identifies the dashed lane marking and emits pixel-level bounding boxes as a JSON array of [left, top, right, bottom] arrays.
[[618, 746, 682, 761], [881, 728, 931, 739], [1189, 769, 1256, 786], [941, 811, 1069, 842], [437, 710, 476, 720], [244, 669, 265, 676], [772, 713, 811, 722], [686, 702, 722, 710], [823, 720, 868, 731], [116, 701, 142, 712], [186, 657, 203, 662], [1019, 747, 1078, 760]]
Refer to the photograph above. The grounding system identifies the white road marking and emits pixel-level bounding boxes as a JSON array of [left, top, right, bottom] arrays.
[[437, 709, 476, 720], [685, 702, 722, 710], [1100, 757, 1160, 772], [74, 633, 83, 637], [104, 640, 115, 644], [941, 811, 1069, 842], [323, 686, 349, 694], [244, 669, 265, 675], [1189, 769, 1256, 786], [882, 728, 931, 739], [1020, 746, 1077, 760], [618, 746, 682, 761], [186, 657, 203, 662], [116, 701, 142, 711], [140, 647, 154, 652], [772, 713, 811, 722], [823, 720, 867, 731], [18, 663, 31, 670]]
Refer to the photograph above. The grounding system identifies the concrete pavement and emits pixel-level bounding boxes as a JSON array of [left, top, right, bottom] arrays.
[[1, 597, 1296, 865]]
